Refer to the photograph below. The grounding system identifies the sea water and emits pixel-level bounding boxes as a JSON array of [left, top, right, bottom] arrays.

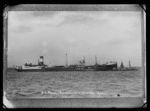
[[6, 68, 144, 98]]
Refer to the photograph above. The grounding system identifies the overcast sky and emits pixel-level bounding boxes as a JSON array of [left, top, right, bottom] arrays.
[[8, 11, 142, 67]]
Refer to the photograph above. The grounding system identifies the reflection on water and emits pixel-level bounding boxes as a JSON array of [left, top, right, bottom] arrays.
[[6, 68, 144, 98]]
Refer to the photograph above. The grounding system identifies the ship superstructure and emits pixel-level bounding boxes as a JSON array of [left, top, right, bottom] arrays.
[[15, 56, 47, 71]]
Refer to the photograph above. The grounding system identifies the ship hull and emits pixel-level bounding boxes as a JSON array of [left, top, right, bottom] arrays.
[[15, 68, 88, 72], [15, 63, 137, 72], [15, 68, 137, 72], [95, 63, 118, 71], [15, 63, 118, 72]]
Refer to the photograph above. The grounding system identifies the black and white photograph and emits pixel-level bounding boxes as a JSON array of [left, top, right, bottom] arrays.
[[3, 4, 146, 108]]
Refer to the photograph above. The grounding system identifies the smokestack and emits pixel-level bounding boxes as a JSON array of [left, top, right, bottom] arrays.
[[39, 56, 44, 62], [39, 56, 44, 65]]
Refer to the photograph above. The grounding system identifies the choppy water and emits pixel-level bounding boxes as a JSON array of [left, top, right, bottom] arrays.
[[6, 68, 144, 98]]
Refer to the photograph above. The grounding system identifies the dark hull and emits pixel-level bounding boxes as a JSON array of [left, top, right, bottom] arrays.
[[95, 63, 118, 71]]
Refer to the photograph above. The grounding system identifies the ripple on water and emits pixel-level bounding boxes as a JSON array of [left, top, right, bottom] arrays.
[[6, 70, 144, 98]]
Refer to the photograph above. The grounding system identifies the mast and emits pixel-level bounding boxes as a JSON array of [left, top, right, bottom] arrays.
[[66, 53, 68, 67], [129, 60, 131, 68], [95, 56, 97, 65], [83, 56, 85, 66]]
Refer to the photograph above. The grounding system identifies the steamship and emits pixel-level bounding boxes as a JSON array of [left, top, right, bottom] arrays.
[[15, 55, 136, 72]]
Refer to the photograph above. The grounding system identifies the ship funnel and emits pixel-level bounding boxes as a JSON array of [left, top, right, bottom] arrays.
[[38, 56, 44, 65]]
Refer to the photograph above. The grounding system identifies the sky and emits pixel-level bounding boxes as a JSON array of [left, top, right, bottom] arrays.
[[8, 11, 142, 67]]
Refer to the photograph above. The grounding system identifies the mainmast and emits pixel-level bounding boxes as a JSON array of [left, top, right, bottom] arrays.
[[83, 56, 86, 66], [129, 60, 131, 68], [65, 53, 68, 67], [95, 56, 97, 66]]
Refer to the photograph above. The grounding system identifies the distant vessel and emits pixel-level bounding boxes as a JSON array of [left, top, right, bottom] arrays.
[[126, 60, 137, 71], [117, 60, 137, 71], [15, 55, 137, 72]]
